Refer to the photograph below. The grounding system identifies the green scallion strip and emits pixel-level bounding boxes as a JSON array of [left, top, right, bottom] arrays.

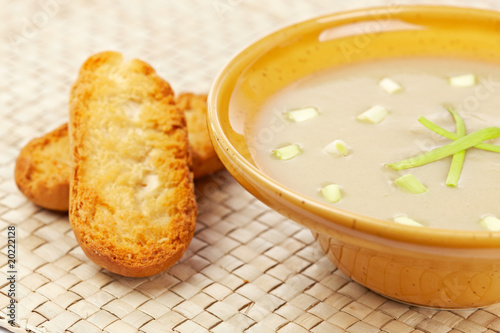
[[418, 116, 455, 139], [273, 144, 302, 160], [386, 127, 500, 170], [445, 107, 466, 186], [418, 117, 500, 153], [394, 174, 428, 194]]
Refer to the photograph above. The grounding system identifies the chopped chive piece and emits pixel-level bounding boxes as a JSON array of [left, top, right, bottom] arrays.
[[284, 107, 319, 122], [320, 184, 342, 203], [379, 77, 403, 94], [448, 74, 477, 87], [273, 144, 301, 160], [445, 107, 466, 187], [386, 127, 500, 170], [394, 174, 428, 194], [480, 215, 500, 231], [394, 216, 423, 227], [356, 105, 388, 124], [324, 140, 352, 157], [419, 116, 500, 153]]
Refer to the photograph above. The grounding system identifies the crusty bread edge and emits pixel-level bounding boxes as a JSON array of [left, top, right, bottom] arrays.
[[14, 124, 70, 211], [71, 182, 197, 277], [176, 92, 225, 179], [68, 51, 197, 277]]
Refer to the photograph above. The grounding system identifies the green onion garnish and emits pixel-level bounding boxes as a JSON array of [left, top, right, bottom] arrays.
[[273, 144, 302, 160], [445, 107, 466, 187], [394, 216, 423, 227], [448, 74, 477, 87], [324, 140, 351, 157], [284, 107, 319, 122], [356, 105, 389, 124], [479, 215, 500, 231], [320, 184, 342, 203], [386, 127, 500, 170], [379, 77, 403, 94], [394, 174, 428, 194], [418, 117, 500, 153]]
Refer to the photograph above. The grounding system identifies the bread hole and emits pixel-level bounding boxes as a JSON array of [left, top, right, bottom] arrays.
[[122, 100, 142, 121], [135, 172, 160, 209], [138, 173, 159, 192]]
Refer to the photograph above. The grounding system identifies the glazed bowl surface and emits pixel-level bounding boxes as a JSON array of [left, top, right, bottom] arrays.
[[207, 5, 500, 308]]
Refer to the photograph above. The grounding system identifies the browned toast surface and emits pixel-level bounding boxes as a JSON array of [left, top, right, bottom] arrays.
[[15, 95, 223, 211], [69, 51, 197, 277], [176, 92, 224, 179], [15, 124, 71, 211]]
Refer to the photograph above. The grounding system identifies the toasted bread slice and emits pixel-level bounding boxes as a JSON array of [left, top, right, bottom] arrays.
[[15, 95, 223, 211], [15, 124, 70, 211], [176, 92, 224, 179], [69, 51, 197, 277]]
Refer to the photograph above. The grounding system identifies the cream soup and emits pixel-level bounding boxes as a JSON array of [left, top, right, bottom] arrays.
[[246, 57, 500, 230]]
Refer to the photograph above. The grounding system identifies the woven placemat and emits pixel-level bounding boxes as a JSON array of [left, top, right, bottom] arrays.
[[2, 1, 500, 332]]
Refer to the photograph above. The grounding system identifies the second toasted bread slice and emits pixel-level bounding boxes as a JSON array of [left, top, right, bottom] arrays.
[[15, 124, 70, 211], [15, 93, 224, 211], [176, 93, 224, 179], [69, 51, 197, 277]]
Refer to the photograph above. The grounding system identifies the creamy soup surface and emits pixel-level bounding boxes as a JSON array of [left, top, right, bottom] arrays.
[[246, 57, 500, 230]]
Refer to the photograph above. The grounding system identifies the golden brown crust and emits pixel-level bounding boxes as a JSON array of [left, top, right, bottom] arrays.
[[69, 51, 197, 277], [15, 124, 70, 211], [15, 94, 223, 211], [176, 93, 225, 179]]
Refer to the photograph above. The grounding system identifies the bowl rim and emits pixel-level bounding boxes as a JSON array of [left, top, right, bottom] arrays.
[[207, 4, 500, 248]]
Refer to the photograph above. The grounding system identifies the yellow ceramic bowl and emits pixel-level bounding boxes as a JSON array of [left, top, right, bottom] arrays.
[[207, 5, 500, 308]]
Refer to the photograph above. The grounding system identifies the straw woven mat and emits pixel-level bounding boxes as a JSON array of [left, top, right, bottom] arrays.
[[2, 1, 500, 332]]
